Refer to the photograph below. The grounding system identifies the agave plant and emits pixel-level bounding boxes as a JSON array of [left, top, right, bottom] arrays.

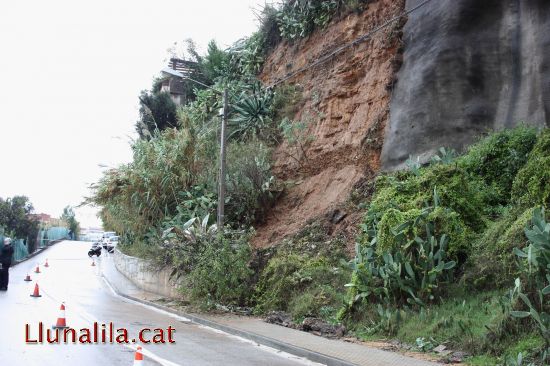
[[431, 147, 457, 165], [162, 214, 217, 244], [182, 214, 218, 243], [230, 85, 274, 140]]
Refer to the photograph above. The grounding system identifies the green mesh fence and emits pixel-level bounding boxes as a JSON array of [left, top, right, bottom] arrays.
[[1, 227, 70, 263], [37, 227, 70, 247], [47, 227, 70, 241], [12, 239, 29, 261], [38, 230, 48, 248]]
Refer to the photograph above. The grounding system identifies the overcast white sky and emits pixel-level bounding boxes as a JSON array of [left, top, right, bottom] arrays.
[[0, 0, 267, 228]]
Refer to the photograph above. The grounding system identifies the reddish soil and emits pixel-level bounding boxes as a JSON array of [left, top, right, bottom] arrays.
[[253, 0, 406, 248]]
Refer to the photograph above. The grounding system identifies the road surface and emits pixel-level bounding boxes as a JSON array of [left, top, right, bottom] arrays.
[[0, 241, 322, 366]]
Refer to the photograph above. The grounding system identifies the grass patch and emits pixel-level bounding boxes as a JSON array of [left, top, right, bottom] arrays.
[[465, 355, 499, 366], [349, 289, 544, 360], [118, 239, 155, 259], [395, 290, 505, 353]]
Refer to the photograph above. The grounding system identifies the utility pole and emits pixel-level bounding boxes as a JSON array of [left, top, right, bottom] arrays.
[[217, 88, 228, 229]]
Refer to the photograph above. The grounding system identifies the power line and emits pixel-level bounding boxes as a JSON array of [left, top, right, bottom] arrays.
[[267, 0, 433, 88]]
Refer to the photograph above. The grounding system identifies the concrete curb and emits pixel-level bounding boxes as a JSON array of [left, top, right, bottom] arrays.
[[101, 273, 357, 366]]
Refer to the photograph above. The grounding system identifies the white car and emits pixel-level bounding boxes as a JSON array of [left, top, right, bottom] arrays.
[[101, 236, 118, 253], [101, 231, 116, 241]]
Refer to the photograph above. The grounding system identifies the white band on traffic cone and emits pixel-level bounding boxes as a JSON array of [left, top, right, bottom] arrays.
[[53, 302, 68, 329], [133, 346, 144, 365]]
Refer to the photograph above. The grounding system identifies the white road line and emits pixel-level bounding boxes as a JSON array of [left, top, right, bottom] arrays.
[[34, 260, 182, 366], [101, 277, 325, 366]]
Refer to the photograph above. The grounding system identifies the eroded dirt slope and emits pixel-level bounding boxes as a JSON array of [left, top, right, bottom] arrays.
[[254, 0, 406, 247]]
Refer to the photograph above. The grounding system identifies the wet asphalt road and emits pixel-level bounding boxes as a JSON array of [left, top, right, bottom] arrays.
[[0, 241, 319, 366]]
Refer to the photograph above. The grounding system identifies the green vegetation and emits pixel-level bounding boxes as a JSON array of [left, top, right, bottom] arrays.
[[61, 206, 80, 239], [0, 196, 40, 253], [511, 208, 550, 354], [512, 130, 550, 208], [459, 127, 537, 206], [465, 207, 533, 290], [338, 126, 549, 364], [178, 222, 254, 308], [277, 0, 371, 40], [279, 116, 316, 167], [89, 2, 314, 312], [253, 222, 350, 322], [88, 0, 550, 362], [136, 89, 179, 139]]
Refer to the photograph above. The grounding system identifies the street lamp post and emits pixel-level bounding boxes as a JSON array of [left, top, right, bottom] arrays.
[[161, 68, 228, 229]]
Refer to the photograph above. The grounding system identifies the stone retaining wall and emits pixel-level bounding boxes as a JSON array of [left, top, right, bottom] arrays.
[[113, 249, 180, 298]]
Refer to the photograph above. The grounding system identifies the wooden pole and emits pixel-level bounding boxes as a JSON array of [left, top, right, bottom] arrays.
[[217, 88, 228, 229]]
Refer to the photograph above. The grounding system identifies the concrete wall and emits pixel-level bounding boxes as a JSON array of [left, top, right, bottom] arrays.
[[113, 249, 180, 298]]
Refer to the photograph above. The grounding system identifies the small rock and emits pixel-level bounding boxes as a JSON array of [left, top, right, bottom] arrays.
[[433, 344, 447, 353], [302, 317, 346, 338], [265, 311, 293, 328], [448, 351, 469, 363], [327, 209, 347, 224]]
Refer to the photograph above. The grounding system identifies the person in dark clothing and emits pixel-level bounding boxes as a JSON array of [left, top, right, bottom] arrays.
[[0, 238, 14, 291]]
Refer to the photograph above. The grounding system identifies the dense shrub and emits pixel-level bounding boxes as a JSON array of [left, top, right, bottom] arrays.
[[225, 139, 280, 227], [92, 126, 202, 237], [459, 126, 537, 206], [335, 128, 550, 362], [255, 254, 348, 319], [182, 230, 254, 307], [465, 207, 533, 290], [365, 165, 488, 263], [277, 0, 371, 40], [135, 90, 178, 139], [342, 193, 458, 320], [0, 196, 40, 252], [253, 222, 349, 320], [512, 129, 550, 209]]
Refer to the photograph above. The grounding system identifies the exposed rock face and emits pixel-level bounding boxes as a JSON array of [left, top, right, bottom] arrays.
[[256, 0, 405, 247], [255, 0, 550, 246], [382, 0, 550, 170]]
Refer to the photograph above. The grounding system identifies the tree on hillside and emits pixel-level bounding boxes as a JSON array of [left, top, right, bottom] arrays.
[[135, 90, 178, 140], [0, 196, 40, 252], [61, 206, 80, 240]]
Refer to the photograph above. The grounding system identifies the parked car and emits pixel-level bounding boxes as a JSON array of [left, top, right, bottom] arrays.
[[101, 231, 116, 242], [101, 236, 118, 253]]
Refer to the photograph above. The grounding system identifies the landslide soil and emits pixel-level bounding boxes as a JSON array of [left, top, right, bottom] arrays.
[[254, 0, 406, 248]]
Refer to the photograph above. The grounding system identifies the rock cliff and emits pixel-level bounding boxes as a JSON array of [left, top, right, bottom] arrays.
[[255, 0, 550, 247], [382, 0, 550, 170]]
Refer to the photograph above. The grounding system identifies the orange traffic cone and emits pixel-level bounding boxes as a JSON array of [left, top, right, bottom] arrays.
[[24, 273, 32, 282], [52, 303, 69, 329], [133, 346, 144, 365], [34, 265, 41, 274], [44, 259, 49, 268], [30, 283, 42, 297]]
